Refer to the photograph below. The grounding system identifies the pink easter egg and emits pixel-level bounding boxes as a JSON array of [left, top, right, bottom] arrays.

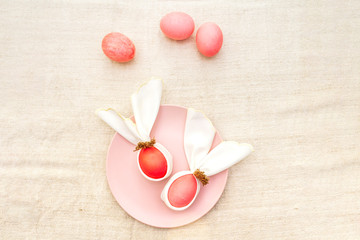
[[160, 12, 195, 40], [102, 32, 135, 62], [138, 146, 168, 179], [168, 173, 198, 208], [196, 22, 223, 57]]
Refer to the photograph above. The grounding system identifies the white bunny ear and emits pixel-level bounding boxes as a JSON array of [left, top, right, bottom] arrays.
[[199, 142, 253, 176], [131, 78, 162, 141], [97, 109, 142, 145], [184, 108, 216, 172]]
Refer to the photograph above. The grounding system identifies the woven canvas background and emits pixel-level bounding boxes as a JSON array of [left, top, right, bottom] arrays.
[[0, 0, 359, 239]]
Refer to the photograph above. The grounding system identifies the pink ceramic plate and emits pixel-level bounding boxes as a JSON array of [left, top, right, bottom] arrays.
[[106, 105, 228, 228]]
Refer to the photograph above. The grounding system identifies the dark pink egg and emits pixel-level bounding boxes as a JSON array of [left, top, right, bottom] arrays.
[[102, 32, 135, 62], [168, 174, 198, 208], [138, 146, 168, 179]]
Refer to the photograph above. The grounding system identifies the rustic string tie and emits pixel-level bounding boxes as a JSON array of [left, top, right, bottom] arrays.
[[134, 138, 156, 152], [193, 169, 209, 185]]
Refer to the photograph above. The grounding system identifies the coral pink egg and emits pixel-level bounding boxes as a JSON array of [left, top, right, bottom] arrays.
[[168, 174, 197, 208], [139, 147, 167, 179], [196, 22, 223, 57], [102, 32, 135, 62], [160, 12, 195, 40]]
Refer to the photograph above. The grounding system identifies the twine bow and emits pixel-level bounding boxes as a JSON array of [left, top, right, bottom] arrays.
[[193, 169, 209, 185], [134, 138, 156, 152]]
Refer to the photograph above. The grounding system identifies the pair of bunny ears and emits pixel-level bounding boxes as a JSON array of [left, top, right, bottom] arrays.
[[97, 79, 173, 181], [161, 108, 253, 210], [97, 79, 253, 210], [97, 79, 162, 145], [184, 109, 253, 178]]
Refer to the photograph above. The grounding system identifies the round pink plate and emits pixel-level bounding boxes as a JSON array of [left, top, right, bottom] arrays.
[[106, 105, 228, 228]]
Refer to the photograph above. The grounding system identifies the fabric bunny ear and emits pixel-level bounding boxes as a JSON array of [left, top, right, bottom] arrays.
[[199, 141, 253, 177], [184, 108, 216, 172], [131, 78, 162, 141], [97, 109, 142, 145]]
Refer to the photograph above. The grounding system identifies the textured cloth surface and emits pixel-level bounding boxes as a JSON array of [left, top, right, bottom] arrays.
[[1, 0, 359, 239]]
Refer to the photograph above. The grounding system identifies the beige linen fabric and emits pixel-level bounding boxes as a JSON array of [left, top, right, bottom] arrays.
[[1, 0, 359, 239]]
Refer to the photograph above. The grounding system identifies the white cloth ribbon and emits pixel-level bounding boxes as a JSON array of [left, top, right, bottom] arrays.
[[96, 78, 162, 145], [184, 108, 253, 177]]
